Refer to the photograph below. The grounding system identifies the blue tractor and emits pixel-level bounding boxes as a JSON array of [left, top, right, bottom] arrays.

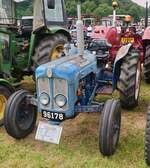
[[3, 4, 141, 156], [4, 42, 139, 156]]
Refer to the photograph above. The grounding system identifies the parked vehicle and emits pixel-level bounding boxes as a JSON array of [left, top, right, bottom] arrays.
[[89, 15, 142, 109]]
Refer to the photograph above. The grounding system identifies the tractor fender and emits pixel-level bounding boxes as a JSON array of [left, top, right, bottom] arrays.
[[33, 25, 71, 40], [27, 26, 71, 67], [47, 26, 71, 40], [0, 79, 15, 92], [143, 26, 150, 41], [112, 43, 132, 89]]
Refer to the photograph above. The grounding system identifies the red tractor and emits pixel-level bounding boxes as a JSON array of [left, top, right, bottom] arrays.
[[143, 27, 150, 83], [89, 15, 142, 109]]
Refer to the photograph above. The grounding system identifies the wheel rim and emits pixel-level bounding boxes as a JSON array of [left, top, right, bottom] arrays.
[[135, 61, 141, 100], [16, 98, 35, 131], [0, 95, 7, 121], [51, 44, 64, 60]]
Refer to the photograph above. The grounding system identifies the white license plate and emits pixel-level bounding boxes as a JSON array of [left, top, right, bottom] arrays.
[[42, 110, 65, 122], [35, 121, 63, 144]]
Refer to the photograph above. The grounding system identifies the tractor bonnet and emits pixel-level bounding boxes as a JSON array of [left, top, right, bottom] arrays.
[[36, 51, 97, 82]]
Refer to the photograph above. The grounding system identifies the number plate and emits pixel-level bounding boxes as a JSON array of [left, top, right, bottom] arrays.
[[42, 110, 65, 122], [121, 37, 134, 44], [35, 121, 63, 144]]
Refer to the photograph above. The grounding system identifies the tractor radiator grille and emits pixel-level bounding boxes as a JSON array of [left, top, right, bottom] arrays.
[[53, 78, 68, 109], [38, 78, 51, 96], [38, 77, 68, 109]]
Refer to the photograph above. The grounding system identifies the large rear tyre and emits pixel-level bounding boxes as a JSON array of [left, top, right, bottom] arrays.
[[99, 99, 121, 156], [32, 33, 68, 71], [144, 44, 150, 83], [118, 49, 141, 109], [144, 104, 150, 165], [0, 85, 12, 126], [4, 90, 37, 139]]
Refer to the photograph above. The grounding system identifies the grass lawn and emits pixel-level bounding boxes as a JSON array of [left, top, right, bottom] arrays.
[[0, 78, 149, 168]]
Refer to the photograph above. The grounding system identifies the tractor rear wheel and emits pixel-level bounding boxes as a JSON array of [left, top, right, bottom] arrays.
[[32, 33, 68, 71], [99, 99, 121, 156], [144, 44, 150, 83], [0, 85, 12, 126], [144, 104, 150, 165], [118, 49, 141, 109], [4, 90, 37, 139]]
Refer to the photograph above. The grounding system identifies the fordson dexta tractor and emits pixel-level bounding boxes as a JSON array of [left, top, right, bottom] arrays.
[[4, 4, 140, 156], [0, 0, 70, 125]]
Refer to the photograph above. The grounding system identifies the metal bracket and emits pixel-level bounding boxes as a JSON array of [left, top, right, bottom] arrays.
[[26, 95, 38, 106], [75, 103, 104, 113]]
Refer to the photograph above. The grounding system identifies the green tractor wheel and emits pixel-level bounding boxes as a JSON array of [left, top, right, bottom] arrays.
[[0, 85, 12, 126], [32, 33, 68, 71]]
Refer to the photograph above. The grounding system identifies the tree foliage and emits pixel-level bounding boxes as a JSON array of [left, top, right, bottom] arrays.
[[65, 0, 145, 22], [16, 0, 145, 22]]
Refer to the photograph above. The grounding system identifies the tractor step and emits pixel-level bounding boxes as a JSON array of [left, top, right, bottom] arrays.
[[96, 85, 113, 95]]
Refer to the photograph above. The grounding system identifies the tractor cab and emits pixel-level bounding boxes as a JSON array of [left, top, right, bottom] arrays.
[[0, 0, 16, 25], [0, 0, 66, 30], [33, 0, 66, 31]]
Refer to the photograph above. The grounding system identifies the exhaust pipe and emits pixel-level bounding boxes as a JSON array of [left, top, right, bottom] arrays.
[[145, 1, 148, 28], [76, 3, 84, 56]]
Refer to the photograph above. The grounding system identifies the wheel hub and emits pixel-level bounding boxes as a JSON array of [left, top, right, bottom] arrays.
[[16, 101, 35, 131], [0, 95, 7, 120]]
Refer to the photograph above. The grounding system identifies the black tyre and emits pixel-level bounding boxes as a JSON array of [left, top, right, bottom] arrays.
[[118, 49, 141, 109], [145, 104, 150, 165], [4, 90, 37, 139], [144, 44, 150, 83], [0, 85, 12, 126], [32, 33, 68, 71], [99, 99, 121, 156]]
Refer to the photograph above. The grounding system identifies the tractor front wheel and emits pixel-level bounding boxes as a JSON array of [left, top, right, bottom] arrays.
[[0, 85, 12, 126], [118, 49, 141, 109], [4, 90, 37, 139], [99, 99, 121, 156], [144, 44, 150, 83], [32, 33, 68, 71], [144, 104, 150, 165]]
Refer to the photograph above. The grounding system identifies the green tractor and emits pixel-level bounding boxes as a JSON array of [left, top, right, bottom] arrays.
[[0, 0, 70, 125]]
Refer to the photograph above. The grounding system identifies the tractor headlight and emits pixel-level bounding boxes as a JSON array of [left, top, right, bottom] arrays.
[[39, 93, 50, 105], [55, 94, 67, 107]]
